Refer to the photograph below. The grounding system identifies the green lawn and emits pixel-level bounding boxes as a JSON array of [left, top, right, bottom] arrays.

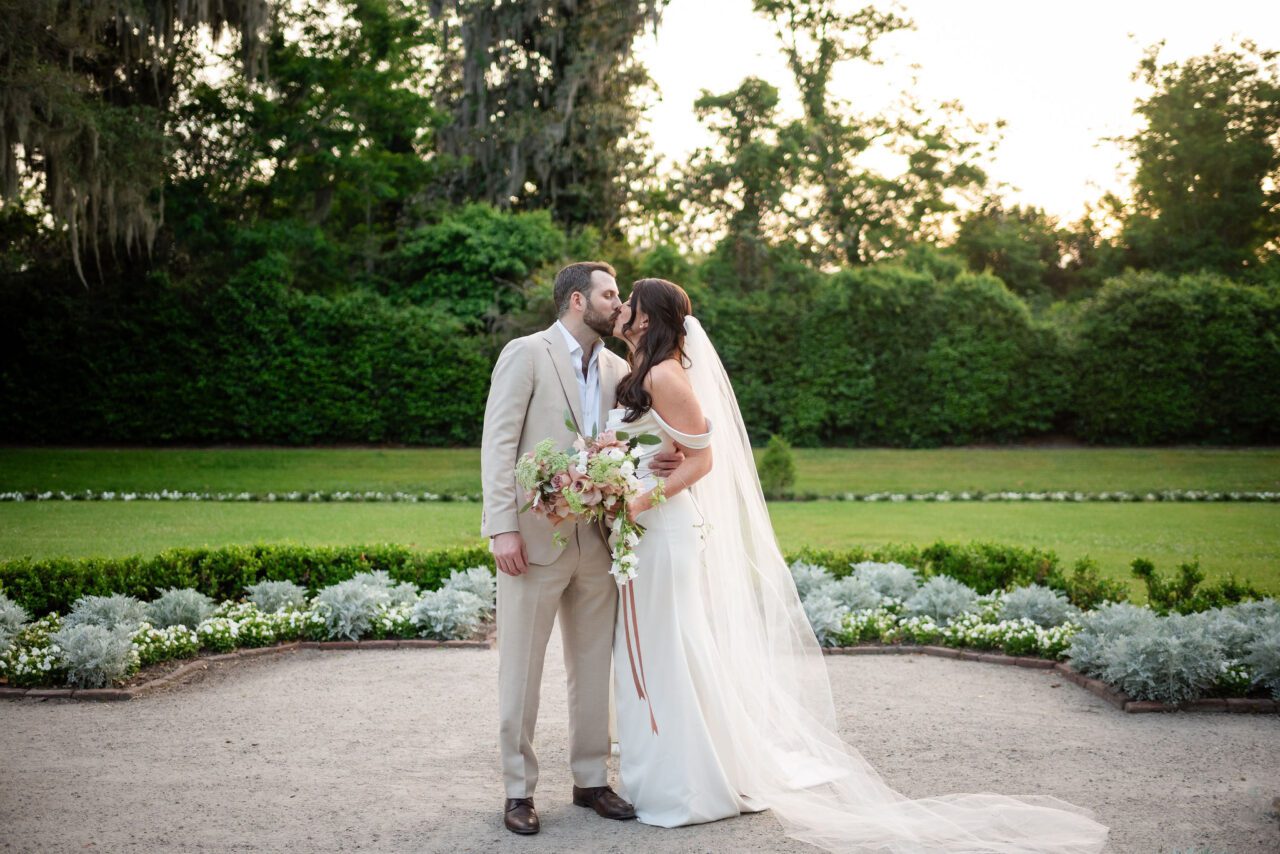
[[3, 502, 1276, 601], [3, 446, 1278, 495]]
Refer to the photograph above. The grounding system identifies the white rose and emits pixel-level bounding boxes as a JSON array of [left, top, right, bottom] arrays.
[[619, 461, 635, 478], [629, 446, 642, 458], [606, 447, 625, 461]]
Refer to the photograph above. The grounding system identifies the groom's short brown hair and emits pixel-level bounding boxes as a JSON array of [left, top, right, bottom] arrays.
[[554, 261, 616, 316]]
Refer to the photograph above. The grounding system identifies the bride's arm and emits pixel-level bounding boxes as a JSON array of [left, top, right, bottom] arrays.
[[629, 359, 712, 516]]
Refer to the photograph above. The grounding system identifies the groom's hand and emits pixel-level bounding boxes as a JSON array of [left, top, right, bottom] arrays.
[[493, 532, 530, 576], [648, 446, 685, 478]]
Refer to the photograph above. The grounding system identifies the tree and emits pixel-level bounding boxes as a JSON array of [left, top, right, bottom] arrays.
[[684, 77, 802, 285], [428, 0, 667, 233], [0, 0, 271, 284], [751, 0, 995, 265], [953, 202, 1069, 301], [1117, 41, 1280, 276]]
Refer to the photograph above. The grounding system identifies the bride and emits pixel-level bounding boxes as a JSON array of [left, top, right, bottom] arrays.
[[604, 277, 1110, 853]]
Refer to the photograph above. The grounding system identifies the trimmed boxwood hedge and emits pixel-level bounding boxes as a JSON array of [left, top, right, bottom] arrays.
[[0, 539, 1127, 618]]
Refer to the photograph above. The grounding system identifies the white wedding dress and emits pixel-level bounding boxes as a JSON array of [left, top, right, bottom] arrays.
[[604, 317, 1110, 853]]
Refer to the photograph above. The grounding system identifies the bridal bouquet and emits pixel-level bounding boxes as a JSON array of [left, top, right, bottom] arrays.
[[515, 412, 663, 585]]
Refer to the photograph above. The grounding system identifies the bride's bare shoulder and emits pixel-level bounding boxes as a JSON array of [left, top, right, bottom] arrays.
[[644, 358, 705, 434]]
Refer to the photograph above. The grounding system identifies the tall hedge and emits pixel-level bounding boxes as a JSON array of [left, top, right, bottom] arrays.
[[1070, 271, 1280, 444], [1, 256, 490, 444]]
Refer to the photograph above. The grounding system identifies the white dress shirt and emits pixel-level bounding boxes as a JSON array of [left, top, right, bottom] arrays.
[[555, 319, 602, 434]]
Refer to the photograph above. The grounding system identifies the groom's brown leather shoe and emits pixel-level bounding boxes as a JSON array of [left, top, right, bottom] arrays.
[[504, 797, 540, 835], [572, 785, 637, 820]]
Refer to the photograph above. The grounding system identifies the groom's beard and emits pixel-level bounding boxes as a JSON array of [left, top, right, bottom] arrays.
[[583, 305, 616, 338]]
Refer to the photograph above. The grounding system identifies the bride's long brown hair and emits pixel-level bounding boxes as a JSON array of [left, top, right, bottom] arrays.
[[616, 278, 694, 423]]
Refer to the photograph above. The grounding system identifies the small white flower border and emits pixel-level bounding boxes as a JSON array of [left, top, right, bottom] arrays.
[[1, 489, 1276, 503]]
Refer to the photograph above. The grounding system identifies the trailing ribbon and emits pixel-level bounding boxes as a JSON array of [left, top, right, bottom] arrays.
[[620, 581, 658, 735]]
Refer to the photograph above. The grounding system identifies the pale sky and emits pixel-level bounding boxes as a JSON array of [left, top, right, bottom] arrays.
[[635, 0, 1280, 224]]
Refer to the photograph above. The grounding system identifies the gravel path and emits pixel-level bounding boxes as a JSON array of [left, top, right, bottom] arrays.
[[2, 629, 1277, 854]]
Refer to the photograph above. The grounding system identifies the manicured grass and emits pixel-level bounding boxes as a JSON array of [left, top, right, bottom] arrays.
[[3, 502, 1276, 601], [3, 447, 1278, 495]]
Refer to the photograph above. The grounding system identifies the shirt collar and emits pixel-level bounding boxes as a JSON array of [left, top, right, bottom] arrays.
[[554, 319, 602, 364]]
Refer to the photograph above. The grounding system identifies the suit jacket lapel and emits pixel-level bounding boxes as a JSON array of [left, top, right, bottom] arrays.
[[542, 325, 585, 435]]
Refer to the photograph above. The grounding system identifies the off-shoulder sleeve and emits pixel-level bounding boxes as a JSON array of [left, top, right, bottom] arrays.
[[650, 408, 713, 449]]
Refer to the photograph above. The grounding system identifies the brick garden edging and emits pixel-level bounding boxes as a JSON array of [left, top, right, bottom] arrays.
[[821, 644, 1280, 715], [5, 639, 1275, 713], [0, 638, 491, 702]]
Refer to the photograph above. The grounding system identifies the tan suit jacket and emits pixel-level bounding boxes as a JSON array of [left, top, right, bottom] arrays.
[[481, 323, 630, 564]]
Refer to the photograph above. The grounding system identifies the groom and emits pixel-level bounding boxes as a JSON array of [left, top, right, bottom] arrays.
[[481, 261, 682, 835]]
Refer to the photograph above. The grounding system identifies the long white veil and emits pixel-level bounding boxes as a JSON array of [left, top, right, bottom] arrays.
[[681, 315, 1109, 853]]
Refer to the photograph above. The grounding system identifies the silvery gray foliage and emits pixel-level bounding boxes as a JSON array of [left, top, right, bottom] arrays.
[[443, 567, 496, 612], [1230, 597, 1280, 624], [789, 561, 833, 600], [350, 570, 420, 607], [50, 623, 136, 688], [0, 591, 29, 634], [1183, 607, 1254, 659], [999, 585, 1080, 627], [64, 594, 149, 631], [1097, 614, 1224, 704], [821, 576, 884, 612], [246, 579, 309, 612], [1243, 613, 1280, 699], [801, 594, 849, 647], [904, 576, 978, 626], [312, 579, 392, 641], [850, 561, 921, 601], [412, 588, 487, 640], [1066, 602, 1161, 677], [145, 587, 215, 629]]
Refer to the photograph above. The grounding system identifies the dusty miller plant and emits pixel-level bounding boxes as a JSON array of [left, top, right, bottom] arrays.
[[1065, 602, 1161, 677], [790, 561, 834, 600], [999, 585, 1080, 627], [801, 594, 849, 647], [412, 588, 487, 640], [0, 592, 29, 651], [49, 623, 136, 688], [64, 594, 149, 632], [850, 561, 920, 601], [146, 588, 216, 629], [312, 579, 392, 641], [443, 567, 496, 613], [351, 570, 420, 607], [1243, 612, 1280, 699], [822, 576, 884, 612], [904, 576, 978, 625], [1097, 613, 1224, 704], [246, 579, 309, 613]]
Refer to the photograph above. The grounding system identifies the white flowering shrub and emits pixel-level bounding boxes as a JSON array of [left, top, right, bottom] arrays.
[[1066, 602, 1161, 677], [368, 603, 418, 639], [999, 585, 1080, 627], [412, 588, 487, 640], [311, 579, 392, 641], [443, 566, 497, 612], [0, 614, 67, 687], [840, 608, 898, 645], [904, 576, 978, 626], [1096, 613, 1225, 704], [850, 561, 921, 601], [206, 602, 278, 647], [197, 617, 241, 652], [789, 561, 834, 600], [881, 614, 943, 645], [64, 594, 149, 631], [246, 579, 309, 613], [146, 587, 216, 629], [822, 576, 884, 612], [50, 623, 139, 688], [350, 570, 420, 607], [1243, 613, 1280, 699], [131, 622, 200, 666]]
